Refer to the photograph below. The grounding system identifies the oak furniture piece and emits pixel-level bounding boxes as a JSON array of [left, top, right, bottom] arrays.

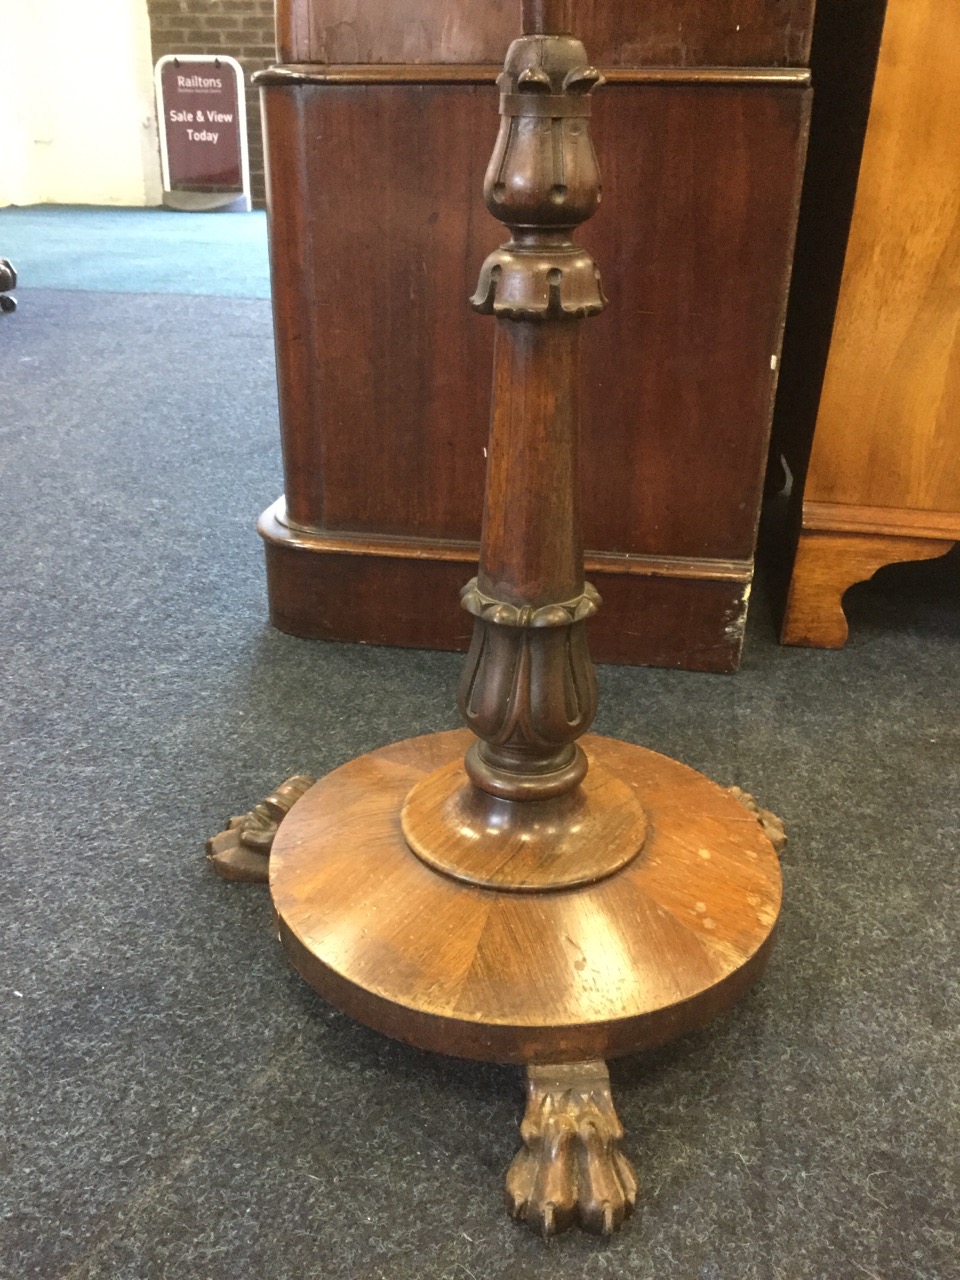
[[778, 0, 960, 648], [255, 0, 814, 671], [213, 2, 785, 1237]]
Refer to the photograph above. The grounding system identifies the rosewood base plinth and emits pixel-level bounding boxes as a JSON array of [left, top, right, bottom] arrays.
[[270, 728, 781, 1065], [267, 729, 781, 1234]]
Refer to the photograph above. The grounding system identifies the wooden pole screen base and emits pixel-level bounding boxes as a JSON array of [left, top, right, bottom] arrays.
[[270, 729, 781, 1067], [210, 4, 786, 1239]]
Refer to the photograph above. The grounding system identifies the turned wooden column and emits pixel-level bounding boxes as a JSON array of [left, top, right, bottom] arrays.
[[521, 0, 574, 34], [401, 19, 650, 893], [457, 25, 605, 804]]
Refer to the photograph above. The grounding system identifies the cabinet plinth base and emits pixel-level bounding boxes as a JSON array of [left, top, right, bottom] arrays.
[[269, 730, 782, 1065]]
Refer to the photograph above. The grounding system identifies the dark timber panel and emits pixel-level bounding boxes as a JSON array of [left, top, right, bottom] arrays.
[[261, 2, 814, 669], [277, 0, 815, 68], [264, 81, 809, 560]]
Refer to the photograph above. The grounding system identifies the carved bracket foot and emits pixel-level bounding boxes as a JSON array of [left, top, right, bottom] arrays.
[[782, 529, 955, 648], [206, 774, 315, 883], [506, 1060, 638, 1237], [727, 786, 787, 855]]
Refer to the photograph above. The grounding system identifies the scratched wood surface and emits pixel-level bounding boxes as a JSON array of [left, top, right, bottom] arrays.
[[257, 512, 757, 670], [270, 731, 782, 1064]]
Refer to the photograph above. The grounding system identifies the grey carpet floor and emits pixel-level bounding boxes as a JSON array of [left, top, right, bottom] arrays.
[[0, 206, 270, 297], [1, 289, 958, 1279]]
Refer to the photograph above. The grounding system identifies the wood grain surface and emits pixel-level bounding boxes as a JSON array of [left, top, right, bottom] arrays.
[[270, 730, 782, 1064], [276, 0, 815, 68], [400, 753, 648, 891], [768, 0, 888, 514], [521, 0, 573, 35], [263, 80, 807, 556], [259, 75, 808, 667], [255, 65, 811, 87], [803, 0, 960, 518], [258, 511, 755, 670], [780, 0, 960, 646], [782, 531, 955, 648]]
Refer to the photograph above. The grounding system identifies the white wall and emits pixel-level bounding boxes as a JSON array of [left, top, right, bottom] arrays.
[[0, 0, 162, 207], [0, 2, 33, 206]]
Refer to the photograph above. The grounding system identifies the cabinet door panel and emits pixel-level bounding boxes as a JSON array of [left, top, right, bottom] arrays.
[[265, 81, 809, 561], [277, 0, 815, 69]]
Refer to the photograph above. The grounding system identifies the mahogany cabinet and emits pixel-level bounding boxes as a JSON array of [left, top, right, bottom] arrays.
[[258, 1, 814, 670]]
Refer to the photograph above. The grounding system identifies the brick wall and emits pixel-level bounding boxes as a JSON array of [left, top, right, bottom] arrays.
[[146, 0, 276, 207]]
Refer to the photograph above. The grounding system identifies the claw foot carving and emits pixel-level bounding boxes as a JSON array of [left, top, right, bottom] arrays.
[[206, 774, 315, 883], [506, 1060, 638, 1237], [726, 786, 787, 855]]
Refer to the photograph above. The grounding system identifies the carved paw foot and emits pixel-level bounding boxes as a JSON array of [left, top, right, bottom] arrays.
[[727, 786, 787, 855], [506, 1061, 638, 1237], [206, 774, 315, 883]]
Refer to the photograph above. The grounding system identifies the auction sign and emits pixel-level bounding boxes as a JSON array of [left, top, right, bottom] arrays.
[[155, 54, 250, 210]]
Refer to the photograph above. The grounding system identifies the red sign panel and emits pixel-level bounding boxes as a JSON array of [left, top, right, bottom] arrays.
[[159, 58, 244, 190]]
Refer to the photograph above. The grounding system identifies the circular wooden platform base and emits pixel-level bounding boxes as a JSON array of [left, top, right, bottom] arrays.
[[269, 730, 782, 1064], [401, 753, 649, 892]]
